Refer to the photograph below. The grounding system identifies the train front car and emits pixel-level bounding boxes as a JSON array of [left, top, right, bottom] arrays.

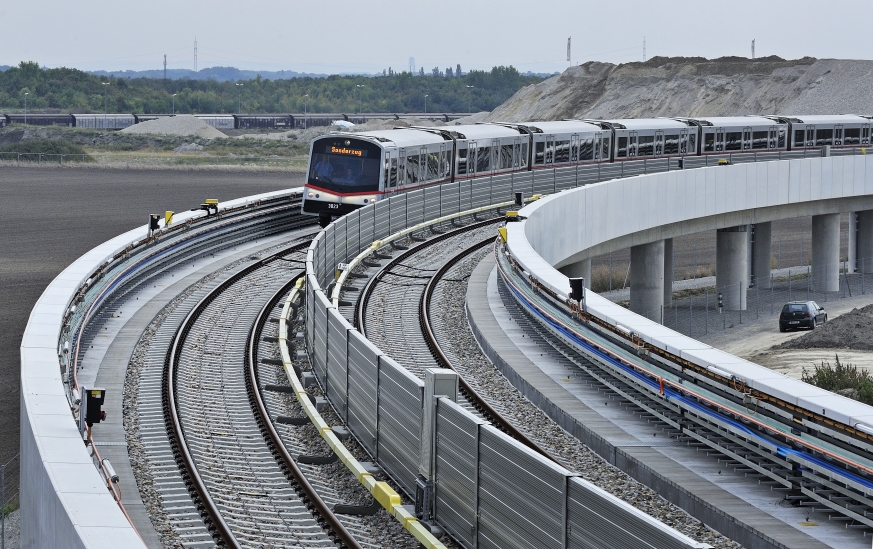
[[302, 133, 388, 216]]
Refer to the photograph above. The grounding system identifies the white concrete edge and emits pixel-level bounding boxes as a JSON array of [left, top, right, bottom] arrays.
[[20, 187, 300, 549], [505, 156, 873, 429]]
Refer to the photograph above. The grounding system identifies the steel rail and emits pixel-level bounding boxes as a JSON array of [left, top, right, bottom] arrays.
[[418, 236, 563, 464], [246, 273, 363, 549], [354, 216, 503, 333], [163, 241, 311, 548]]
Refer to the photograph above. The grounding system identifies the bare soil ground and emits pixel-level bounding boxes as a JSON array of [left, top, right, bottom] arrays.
[[0, 167, 304, 471]]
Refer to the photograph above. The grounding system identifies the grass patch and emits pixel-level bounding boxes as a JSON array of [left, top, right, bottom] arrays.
[[0, 139, 92, 161], [802, 355, 873, 405]]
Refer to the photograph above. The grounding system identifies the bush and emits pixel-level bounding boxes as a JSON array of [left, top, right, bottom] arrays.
[[801, 355, 873, 405], [0, 139, 93, 162]]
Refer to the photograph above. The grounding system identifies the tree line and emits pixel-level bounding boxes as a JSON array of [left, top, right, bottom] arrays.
[[0, 61, 545, 115]]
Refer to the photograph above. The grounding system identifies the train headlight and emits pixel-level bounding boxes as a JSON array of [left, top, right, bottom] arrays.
[[308, 192, 314, 197]]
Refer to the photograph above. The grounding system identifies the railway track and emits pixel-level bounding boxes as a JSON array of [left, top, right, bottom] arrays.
[[131, 238, 422, 549]]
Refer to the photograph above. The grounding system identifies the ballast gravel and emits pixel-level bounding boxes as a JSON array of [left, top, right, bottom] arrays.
[[429, 250, 741, 548]]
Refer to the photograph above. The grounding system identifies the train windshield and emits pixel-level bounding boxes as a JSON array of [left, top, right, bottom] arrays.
[[308, 137, 382, 193]]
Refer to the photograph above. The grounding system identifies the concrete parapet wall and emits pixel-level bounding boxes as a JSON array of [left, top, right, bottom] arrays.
[[19, 189, 297, 549]]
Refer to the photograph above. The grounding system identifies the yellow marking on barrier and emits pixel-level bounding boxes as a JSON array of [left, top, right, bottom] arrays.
[[165, 211, 174, 226], [497, 227, 507, 243], [279, 281, 447, 549], [505, 210, 519, 218], [205, 198, 219, 205]]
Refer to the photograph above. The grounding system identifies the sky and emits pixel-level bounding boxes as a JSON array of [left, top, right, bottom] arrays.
[[2, 0, 872, 75]]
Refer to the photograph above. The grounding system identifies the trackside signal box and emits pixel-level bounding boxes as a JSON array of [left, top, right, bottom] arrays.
[[78, 387, 107, 435]]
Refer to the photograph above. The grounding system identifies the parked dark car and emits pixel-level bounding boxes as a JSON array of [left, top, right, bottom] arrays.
[[779, 301, 827, 332]]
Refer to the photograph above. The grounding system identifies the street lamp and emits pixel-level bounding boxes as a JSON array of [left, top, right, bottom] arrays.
[[466, 85, 474, 113], [355, 84, 365, 114], [102, 82, 110, 129], [235, 83, 244, 114], [424, 94, 428, 116], [172, 93, 177, 115], [23, 92, 28, 125], [304, 94, 309, 129]]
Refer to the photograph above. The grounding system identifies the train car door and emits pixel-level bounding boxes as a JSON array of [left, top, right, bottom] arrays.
[[570, 134, 579, 163], [768, 126, 778, 150], [715, 128, 725, 152], [491, 139, 499, 174], [420, 148, 427, 182], [863, 124, 871, 146], [385, 149, 398, 191], [513, 138, 521, 168], [628, 131, 638, 157], [806, 125, 815, 148], [468, 141, 477, 176], [654, 131, 664, 156], [439, 144, 447, 180], [834, 125, 844, 146], [742, 127, 752, 150], [397, 148, 406, 189], [545, 135, 555, 164], [594, 132, 603, 162]]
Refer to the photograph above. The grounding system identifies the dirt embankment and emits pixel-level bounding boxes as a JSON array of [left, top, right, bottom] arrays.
[[486, 56, 873, 121], [776, 303, 873, 351]]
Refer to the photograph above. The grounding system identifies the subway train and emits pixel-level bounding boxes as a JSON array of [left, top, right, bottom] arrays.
[[301, 114, 873, 216]]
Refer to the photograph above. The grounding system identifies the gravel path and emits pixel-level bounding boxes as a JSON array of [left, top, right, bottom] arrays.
[[1, 510, 20, 549]]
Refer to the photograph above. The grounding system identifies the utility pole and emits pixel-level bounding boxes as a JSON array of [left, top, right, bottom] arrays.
[[466, 85, 474, 113], [751, 39, 755, 59], [23, 92, 28, 125], [235, 83, 243, 114], [424, 94, 428, 115], [356, 84, 365, 114], [643, 36, 646, 61], [102, 82, 109, 129], [172, 93, 177, 115], [194, 37, 198, 72], [164, 55, 167, 80], [567, 37, 571, 66], [304, 94, 308, 129]]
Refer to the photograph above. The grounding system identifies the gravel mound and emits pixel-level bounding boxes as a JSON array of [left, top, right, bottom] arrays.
[[121, 115, 226, 139], [486, 57, 873, 121], [776, 303, 873, 350]]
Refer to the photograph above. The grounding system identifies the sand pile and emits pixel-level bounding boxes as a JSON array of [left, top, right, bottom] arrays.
[[121, 115, 226, 139]]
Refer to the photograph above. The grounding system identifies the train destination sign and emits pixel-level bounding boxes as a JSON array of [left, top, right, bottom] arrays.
[[328, 145, 368, 157]]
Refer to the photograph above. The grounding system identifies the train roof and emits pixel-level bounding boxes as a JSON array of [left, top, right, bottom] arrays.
[[769, 114, 870, 125], [512, 120, 603, 134], [320, 129, 445, 148], [675, 116, 783, 127], [432, 124, 522, 140], [586, 118, 689, 131]]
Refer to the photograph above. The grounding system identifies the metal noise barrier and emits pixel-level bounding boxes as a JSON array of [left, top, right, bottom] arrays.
[[306, 166, 710, 548]]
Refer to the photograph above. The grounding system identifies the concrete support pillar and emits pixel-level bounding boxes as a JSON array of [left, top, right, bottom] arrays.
[[716, 226, 748, 310], [630, 240, 664, 322], [752, 222, 772, 289], [561, 258, 591, 289], [849, 212, 858, 273], [811, 213, 840, 291], [858, 210, 873, 273], [663, 238, 673, 306]]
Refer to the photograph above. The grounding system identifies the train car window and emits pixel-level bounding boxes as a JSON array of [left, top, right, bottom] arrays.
[[407, 153, 419, 184], [752, 131, 768, 149], [477, 146, 491, 172], [687, 134, 696, 154], [845, 128, 861, 145], [545, 139, 555, 164], [384, 155, 391, 188], [703, 132, 715, 153], [777, 130, 785, 148], [556, 140, 570, 163], [456, 148, 467, 175], [501, 145, 513, 169], [664, 135, 679, 155], [638, 135, 654, 157], [427, 152, 439, 180], [580, 137, 593, 160], [725, 132, 742, 151], [794, 130, 805, 147], [815, 128, 833, 146], [534, 141, 545, 165], [520, 143, 529, 167], [601, 137, 610, 160], [616, 136, 628, 158]]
